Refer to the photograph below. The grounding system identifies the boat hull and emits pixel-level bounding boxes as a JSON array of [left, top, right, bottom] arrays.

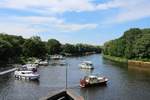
[[80, 81, 107, 88], [15, 75, 39, 80], [14, 71, 40, 80]]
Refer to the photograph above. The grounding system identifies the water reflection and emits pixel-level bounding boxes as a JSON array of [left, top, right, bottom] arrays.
[[14, 79, 40, 86], [80, 69, 94, 75], [128, 65, 150, 75]]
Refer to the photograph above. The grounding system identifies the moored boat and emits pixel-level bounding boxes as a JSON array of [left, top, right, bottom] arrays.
[[50, 55, 64, 60], [39, 60, 49, 66], [79, 61, 94, 69], [21, 64, 38, 71], [14, 70, 40, 80], [80, 75, 108, 88]]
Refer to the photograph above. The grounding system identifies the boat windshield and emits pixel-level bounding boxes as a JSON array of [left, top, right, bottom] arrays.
[[83, 61, 92, 65], [21, 71, 32, 74]]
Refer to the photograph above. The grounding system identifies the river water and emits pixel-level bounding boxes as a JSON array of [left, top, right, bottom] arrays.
[[0, 54, 150, 100]]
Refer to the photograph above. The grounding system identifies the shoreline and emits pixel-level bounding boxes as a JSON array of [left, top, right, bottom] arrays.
[[103, 55, 128, 63], [103, 55, 150, 67], [128, 60, 150, 67]]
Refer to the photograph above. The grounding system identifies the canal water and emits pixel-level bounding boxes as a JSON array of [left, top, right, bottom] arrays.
[[0, 54, 150, 100]]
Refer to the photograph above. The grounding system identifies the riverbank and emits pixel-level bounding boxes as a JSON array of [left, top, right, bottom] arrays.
[[103, 55, 128, 63], [103, 55, 150, 67], [128, 60, 150, 67]]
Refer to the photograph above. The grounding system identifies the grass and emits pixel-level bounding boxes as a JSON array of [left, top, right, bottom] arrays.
[[103, 54, 128, 63]]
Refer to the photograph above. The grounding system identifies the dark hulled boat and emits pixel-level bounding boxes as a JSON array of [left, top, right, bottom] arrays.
[[80, 75, 108, 88]]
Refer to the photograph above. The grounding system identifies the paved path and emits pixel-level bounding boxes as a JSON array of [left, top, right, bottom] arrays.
[[0, 68, 16, 75]]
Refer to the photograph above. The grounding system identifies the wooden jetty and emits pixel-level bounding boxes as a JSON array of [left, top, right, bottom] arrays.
[[40, 89, 84, 100], [0, 68, 16, 75]]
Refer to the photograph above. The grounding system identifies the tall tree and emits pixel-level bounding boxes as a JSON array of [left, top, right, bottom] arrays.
[[23, 36, 47, 58], [47, 39, 61, 54]]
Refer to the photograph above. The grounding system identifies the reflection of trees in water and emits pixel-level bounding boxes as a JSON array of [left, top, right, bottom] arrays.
[[128, 65, 150, 76], [80, 85, 107, 100], [128, 66, 150, 85], [0, 73, 12, 85], [0, 73, 12, 99], [102, 58, 128, 70]]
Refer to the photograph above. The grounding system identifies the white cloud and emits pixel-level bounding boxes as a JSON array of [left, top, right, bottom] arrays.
[[0, 23, 42, 38], [0, 0, 149, 37], [113, 0, 150, 23], [56, 23, 98, 32], [0, 0, 125, 14], [0, 0, 149, 23], [0, 0, 95, 13], [0, 15, 98, 37], [102, 0, 150, 23]]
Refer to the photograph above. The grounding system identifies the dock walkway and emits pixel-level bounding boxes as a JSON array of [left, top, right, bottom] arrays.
[[0, 68, 16, 75], [40, 89, 84, 100]]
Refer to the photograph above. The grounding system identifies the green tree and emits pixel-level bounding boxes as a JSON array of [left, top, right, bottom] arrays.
[[62, 44, 77, 54], [0, 39, 13, 63], [133, 33, 150, 59], [123, 28, 142, 58], [47, 39, 61, 54], [23, 36, 47, 58]]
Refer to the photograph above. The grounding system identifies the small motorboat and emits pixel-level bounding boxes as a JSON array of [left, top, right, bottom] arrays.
[[14, 70, 40, 80], [39, 61, 49, 66], [79, 61, 94, 69], [80, 75, 108, 88], [21, 64, 38, 71], [50, 55, 64, 60]]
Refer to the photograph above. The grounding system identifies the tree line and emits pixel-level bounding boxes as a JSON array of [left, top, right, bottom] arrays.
[[103, 28, 150, 61], [0, 33, 101, 64]]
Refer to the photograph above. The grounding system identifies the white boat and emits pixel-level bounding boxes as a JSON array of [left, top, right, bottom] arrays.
[[14, 70, 40, 80], [80, 75, 108, 88], [79, 61, 94, 69], [39, 61, 48, 66], [21, 64, 38, 71], [50, 55, 64, 60]]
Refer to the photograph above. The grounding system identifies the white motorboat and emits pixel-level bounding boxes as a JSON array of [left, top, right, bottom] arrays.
[[39, 61, 48, 66], [80, 75, 108, 88], [79, 61, 94, 69], [50, 55, 64, 60], [21, 64, 38, 71], [14, 70, 40, 80]]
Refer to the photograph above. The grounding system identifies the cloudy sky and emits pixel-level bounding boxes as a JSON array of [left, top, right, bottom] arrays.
[[0, 0, 150, 45]]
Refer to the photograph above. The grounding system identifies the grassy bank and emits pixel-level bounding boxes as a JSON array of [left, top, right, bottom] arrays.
[[128, 60, 150, 67], [103, 55, 128, 63], [103, 55, 150, 67]]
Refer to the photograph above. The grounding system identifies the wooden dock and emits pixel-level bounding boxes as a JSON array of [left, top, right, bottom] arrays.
[[40, 89, 84, 100], [0, 68, 16, 75]]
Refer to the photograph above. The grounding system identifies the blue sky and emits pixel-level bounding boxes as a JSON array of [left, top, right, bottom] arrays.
[[0, 0, 150, 45]]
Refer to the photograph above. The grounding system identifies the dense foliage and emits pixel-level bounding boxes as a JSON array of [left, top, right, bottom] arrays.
[[47, 39, 61, 54], [103, 28, 150, 61], [62, 43, 101, 56], [23, 36, 47, 59], [0, 33, 101, 64]]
